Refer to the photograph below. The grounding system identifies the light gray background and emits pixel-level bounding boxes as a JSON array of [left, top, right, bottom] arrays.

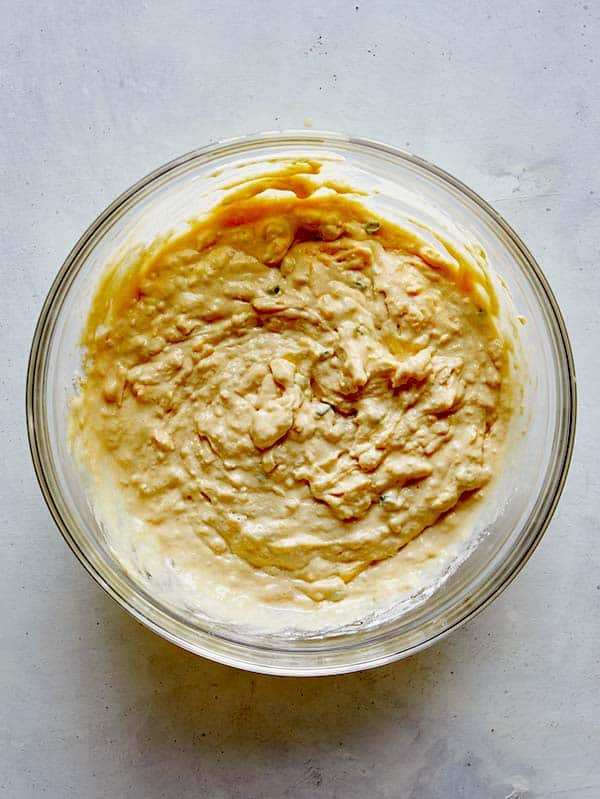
[[2, 1, 598, 797]]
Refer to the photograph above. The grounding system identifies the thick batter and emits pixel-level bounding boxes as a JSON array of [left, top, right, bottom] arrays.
[[70, 171, 515, 628]]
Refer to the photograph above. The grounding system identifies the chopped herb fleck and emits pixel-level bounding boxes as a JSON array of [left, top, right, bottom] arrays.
[[318, 349, 333, 361], [379, 494, 389, 505], [355, 324, 365, 335], [352, 279, 368, 290], [315, 402, 333, 417], [364, 221, 381, 234], [266, 285, 281, 295]]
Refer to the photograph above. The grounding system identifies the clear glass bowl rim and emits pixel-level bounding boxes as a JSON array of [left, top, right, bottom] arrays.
[[26, 130, 577, 675]]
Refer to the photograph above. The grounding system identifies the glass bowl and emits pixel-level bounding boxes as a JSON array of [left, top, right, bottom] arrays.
[[27, 132, 576, 675]]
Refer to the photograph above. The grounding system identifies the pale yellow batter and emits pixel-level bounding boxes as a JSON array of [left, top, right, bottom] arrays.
[[70, 167, 515, 630]]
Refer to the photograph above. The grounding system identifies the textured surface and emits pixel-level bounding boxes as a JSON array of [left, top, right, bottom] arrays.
[[1, 1, 598, 797]]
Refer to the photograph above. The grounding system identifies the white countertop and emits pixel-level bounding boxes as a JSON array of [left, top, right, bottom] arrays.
[[2, 1, 598, 797]]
